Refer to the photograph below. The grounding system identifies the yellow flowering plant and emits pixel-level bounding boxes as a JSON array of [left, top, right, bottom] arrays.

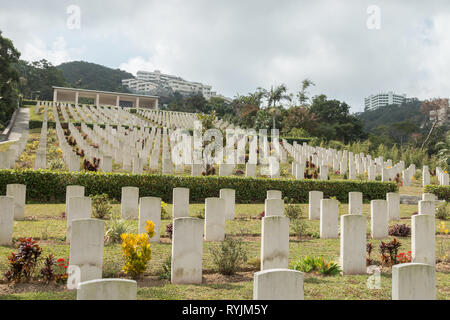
[[437, 222, 449, 263], [120, 220, 155, 279]]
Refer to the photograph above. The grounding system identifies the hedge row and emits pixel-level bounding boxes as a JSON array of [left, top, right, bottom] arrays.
[[424, 185, 450, 201], [0, 169, 398, 204]]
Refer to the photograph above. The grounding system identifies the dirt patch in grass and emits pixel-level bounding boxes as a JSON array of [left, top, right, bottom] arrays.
[[202, 271, 254, 284], [0, 281, 68, 295]]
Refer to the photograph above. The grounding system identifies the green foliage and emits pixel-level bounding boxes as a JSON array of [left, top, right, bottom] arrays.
[[159, 256, 171, 280], [424, 185, 450, 201], [284, 198, 303, 220], [291, 219, 309, 240], [15, 59, 66, 100], [0, 169, 398, 204], [4, 237, 42, 282], [57, 61, 132, 93], [436, 202, 449, 220], [291, 256, 341, 276], [105, 218, 129, 245], [0, 31, 21, 130], [195, 208, 205, 219], [210, 236, 248, 275], [90, 193, 112, 219]]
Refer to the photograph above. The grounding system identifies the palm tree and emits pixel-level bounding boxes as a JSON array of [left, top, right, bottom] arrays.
[[266, 84, 291, 107], [264, 84, 291, 129]]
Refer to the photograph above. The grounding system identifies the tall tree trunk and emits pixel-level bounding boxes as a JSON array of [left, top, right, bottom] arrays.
[[421, 119, 438, 151]]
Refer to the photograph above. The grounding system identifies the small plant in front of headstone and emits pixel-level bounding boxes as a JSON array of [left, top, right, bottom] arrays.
[[436, 202, 449, 220], [4, 237, 42, 283], [40, 254, 56, 283], [388, 224, 411, 237], [91, 193, 112, 219], [284, 198, 303, 221], [437, 222, 449, 263], [158, 256, 171, 280], [105, 218, 129, 245], [257, 211, 265, 220], [379, 238, 402, 266], [194, 208, 205, 219], [210, 236, 248, 276], [165, 223, 173, 239], [396, 251, 412, 264], [291, 219, 308, 240], [366, 243, 374, 266], [291, 256, 341, 276], [161, 201, 170, 220], [120, 220, 155, 279]]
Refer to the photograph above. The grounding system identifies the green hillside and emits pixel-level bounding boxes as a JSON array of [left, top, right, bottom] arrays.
[[357, 100, 426, 133], [57, 61, 133, 93]]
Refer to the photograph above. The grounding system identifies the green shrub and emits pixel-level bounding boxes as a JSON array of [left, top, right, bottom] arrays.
[[91, 193, 112, 219], [436, 202, 449, 220], [210, 236, 248, 275], [159, 256, 171, 280], [105, 218, 129, 244], [291, 219, 308, 240], [284, 198, 303, 220], [0, 169, 398, 204], [291, 256, 341, 276], [424, 185, 450, 201]]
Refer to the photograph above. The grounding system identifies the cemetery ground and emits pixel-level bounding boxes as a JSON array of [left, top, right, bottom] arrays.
[[0, 187, 449, 300]]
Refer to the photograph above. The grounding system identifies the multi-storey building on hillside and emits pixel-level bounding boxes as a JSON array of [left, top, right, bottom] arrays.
[[122, 70, 220, 100], [364, 91, 407, 111]]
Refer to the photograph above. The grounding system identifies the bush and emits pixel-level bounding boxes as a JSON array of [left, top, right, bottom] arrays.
[[161, 201, 170, 219], [291, 219, 308, 240], [40, 254, 56, 283], [210, 236, 248, 275], [284, 198, 303, 220], [0, 169, 398, 204], [291, 256, 341, 276], [4, 237, 42, 282], [379, 238, 402, 266], [424, 185, 450, 201], [105, 218, 129, 244], [159, 256, 171, 280], [436, 202, 449, 220], [120, 221, 155, 279], [91, 193, 112, 219], [166, 223, 173, 239], [388, 224, 411, 237]]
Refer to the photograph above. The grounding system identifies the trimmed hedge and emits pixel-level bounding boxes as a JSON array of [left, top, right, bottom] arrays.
[[29, 120, 56, 129], [424, 185, 450, 201], [0, 169, 398, 204]]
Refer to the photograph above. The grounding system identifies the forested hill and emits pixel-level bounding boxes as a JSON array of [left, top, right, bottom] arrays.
[[57, 61, 133, 93], [357, 100, 426, 133]]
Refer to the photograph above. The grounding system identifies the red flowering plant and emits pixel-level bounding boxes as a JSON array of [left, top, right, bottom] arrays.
[[397, 251, 412, 264], [258, 211, 265, 220], [55, 257, 69, 284]]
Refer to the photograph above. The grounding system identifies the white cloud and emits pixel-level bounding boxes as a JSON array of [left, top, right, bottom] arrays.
[[21, 36, 83, 66]]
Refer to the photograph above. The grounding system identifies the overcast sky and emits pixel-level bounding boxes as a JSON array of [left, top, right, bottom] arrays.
[[1, 0, 449, 112]]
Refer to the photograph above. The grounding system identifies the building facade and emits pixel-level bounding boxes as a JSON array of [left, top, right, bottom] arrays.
[[364, 91, 407, 111], [122, 70, 215, 100]]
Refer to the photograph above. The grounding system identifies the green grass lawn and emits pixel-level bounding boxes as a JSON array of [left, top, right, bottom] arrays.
[[0, 202, 448, 300]]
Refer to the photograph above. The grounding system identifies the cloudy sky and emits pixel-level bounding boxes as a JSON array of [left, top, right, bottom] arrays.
[[1, 0, 449, 112]]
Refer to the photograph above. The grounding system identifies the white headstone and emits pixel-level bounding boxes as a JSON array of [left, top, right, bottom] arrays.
[[121, 187, 139, 219], [171, 217, 203, 284], [392, 263, 436, 300], [261, 216, 289, 270], [77, 279, 137, 300], [320, 199, 339, 239], [340, 214, 366, 274], [253, 269, 304, 300], [139, 197, 161, 242]]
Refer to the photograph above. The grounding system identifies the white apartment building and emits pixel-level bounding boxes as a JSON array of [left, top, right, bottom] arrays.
[[122, 79, 158, 93], [122, 70, 213, 99], [364, 91, 407, 111]]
